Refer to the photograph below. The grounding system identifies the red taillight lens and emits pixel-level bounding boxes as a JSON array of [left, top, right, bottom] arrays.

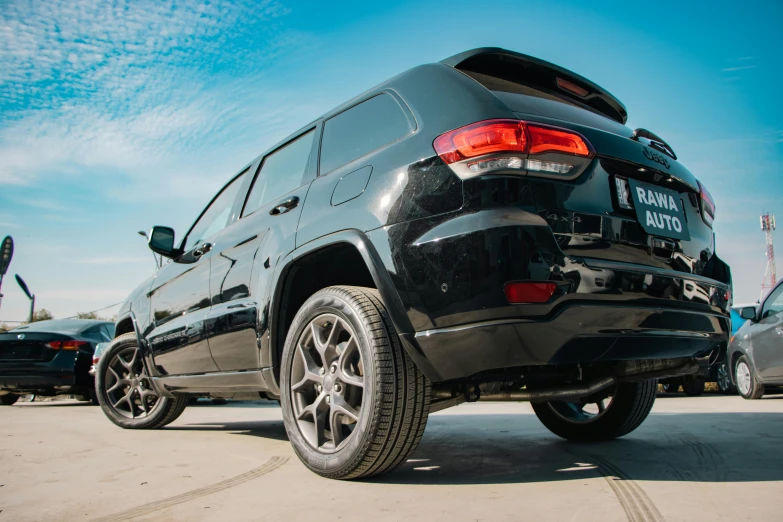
[[45, 340, 88, 351], [504, 282, 557, 304], [698, 181, 715, 227], [61, 340, 88, 351], [433, 119, 593, 165], [527, 124, 593, 157], [433, 119, 527, 163]]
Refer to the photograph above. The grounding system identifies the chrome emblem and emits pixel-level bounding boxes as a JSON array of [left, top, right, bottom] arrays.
[[17, 334, 25, 340]]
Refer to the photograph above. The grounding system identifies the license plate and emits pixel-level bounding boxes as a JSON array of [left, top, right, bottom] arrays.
[[628, 179, 690, 241]]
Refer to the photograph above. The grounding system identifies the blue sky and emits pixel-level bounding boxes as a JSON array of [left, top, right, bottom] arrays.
[[0, 0, 781, 322]]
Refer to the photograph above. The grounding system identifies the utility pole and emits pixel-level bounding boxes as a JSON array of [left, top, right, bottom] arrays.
[[761, 213, 777, 299]]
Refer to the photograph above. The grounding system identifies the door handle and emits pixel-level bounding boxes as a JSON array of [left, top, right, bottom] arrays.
[[270, 196, 300, 216], [193, 242, 213, 257]]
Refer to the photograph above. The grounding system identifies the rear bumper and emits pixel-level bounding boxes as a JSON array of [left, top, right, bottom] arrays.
[[409, 302, 727, 381], [370, 208, 731, 383], [0, 351, 86, 393]]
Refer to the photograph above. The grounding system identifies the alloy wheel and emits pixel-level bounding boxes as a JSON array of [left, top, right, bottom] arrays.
[[290, 314, 364, 453], [547, 391, 615, 424], [103, 346, 161, 419], [717, 363, 731, 392]]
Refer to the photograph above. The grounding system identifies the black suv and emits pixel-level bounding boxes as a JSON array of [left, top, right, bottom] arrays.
[[97, 48, 731, 479]]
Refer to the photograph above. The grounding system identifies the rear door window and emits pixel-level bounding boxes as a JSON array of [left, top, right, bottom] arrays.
[[183, 171, 247, 251], [319, 93, 412, 175], [243, 129, 316, 217]]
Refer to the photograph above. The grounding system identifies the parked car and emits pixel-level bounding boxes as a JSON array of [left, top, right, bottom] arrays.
[[89, 342, 110, 377], [0, 319, 114, 405], [95, 47, 731, 479], [728, 281, 783, 399]]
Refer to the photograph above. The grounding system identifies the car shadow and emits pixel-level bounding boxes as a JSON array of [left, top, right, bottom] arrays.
[[167, 420, 289, 441], [13, 400, 94, 407], [370, 411, 783, 485]]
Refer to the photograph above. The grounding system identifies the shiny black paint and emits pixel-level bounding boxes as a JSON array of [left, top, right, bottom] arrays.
[[116, 48, 731, 390], [147, 245, 218, 375]]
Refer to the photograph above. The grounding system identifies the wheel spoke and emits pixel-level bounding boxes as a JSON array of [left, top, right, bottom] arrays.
[[117, 353, 133, 371], [331, 393, 359, 423], [128, 349, 138, 372], [107, 378, 129, 393], [596, 400, 606, 413], [291, 343, 323, 392], [337, 337, 364, 388]]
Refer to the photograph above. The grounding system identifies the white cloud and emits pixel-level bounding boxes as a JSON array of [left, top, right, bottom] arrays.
[[0, 0, 317, 200]]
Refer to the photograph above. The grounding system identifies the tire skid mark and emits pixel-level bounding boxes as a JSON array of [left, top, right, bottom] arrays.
[[535, 439, 664, 522], [89, 456, 289, 522], [588, 454, 664, 522]]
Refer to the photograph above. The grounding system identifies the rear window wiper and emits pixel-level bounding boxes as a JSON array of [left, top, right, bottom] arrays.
[[631, 128, 677, 161]]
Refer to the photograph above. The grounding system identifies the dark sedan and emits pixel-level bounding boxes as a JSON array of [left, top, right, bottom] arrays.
[[0, 319, 114, 405]]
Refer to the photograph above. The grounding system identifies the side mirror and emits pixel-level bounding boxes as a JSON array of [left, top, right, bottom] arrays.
[[148, 226, 178, 258], [740, 306, 757, 321]]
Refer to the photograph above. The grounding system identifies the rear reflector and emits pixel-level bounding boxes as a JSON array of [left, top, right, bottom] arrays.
[[433, 119, 593, 166], [697, 180, 715, 227], [504, 282, 557, 304], [45, 340, 89, 351]]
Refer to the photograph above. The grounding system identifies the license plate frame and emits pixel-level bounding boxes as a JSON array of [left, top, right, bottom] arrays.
[[628, 179, 690, 241]]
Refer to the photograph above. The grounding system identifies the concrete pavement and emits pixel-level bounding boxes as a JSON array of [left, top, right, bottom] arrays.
[[1, 394, 781, 521]]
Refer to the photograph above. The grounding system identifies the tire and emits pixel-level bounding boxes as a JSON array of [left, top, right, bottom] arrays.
[[280, 286, 430, 480], [96, 332, 189, 429], [532, 380, 657, 442], [735, 355, 764, 400], [0, 394, 19, 406], [715, 362, 735, 394], [682, 376, 705, 397]]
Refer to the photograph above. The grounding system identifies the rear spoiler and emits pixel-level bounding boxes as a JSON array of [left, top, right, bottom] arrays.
[[442, 48, 628, 124]]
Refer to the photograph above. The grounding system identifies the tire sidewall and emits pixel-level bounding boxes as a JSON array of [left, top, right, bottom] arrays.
[[280, 291, 379, 476]]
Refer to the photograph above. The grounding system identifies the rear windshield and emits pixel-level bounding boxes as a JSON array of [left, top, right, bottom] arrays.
[[465, 71, 632, 137], [11, 320, 109, 336]]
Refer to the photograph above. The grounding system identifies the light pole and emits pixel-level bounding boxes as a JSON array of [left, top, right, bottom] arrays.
[[138, 230, 161, 269], [14, 274, 34, 323], [0, 235, 13, 314]]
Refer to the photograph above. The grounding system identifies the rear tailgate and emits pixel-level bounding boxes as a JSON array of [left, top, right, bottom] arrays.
[[510, 107, 714, 277], [451, 52, 717, 281]]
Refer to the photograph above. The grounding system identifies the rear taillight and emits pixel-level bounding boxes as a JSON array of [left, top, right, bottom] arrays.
[[433, 120, 527, 163], [698, 181, 715, 227], [527, 125, 592, 156], [504, 282, 557, 304], [433, 119, 593, 179], [45, 340, 89, 351]]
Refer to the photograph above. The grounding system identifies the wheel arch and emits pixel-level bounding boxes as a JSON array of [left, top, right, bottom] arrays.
[[268, 230, 418, 384], [730, 347, 760, 385]]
